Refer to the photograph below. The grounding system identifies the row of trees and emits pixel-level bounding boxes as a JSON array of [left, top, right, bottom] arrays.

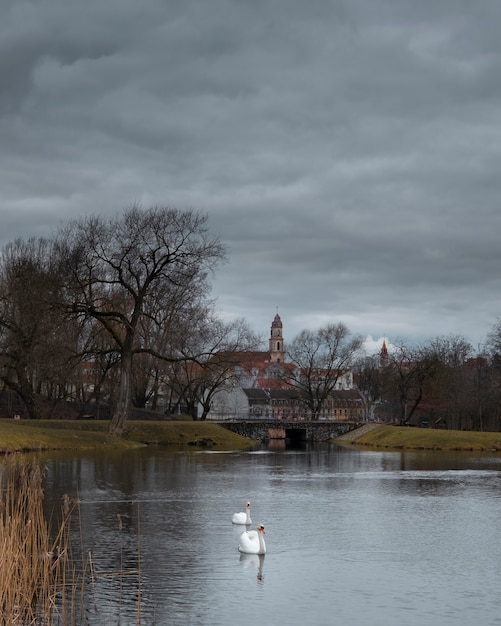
[[1, 205, 501, 432], [355, 332, 501, 431], [0, 207, 260, 434]]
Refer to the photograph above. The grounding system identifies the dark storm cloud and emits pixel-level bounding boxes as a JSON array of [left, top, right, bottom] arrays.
[[1, 0, 501, 350]]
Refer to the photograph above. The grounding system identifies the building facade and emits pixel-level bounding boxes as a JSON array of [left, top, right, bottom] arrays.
[[209, 314, 365, 421]]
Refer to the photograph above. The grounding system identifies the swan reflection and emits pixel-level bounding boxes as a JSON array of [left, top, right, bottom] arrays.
[[239, 553, 265, 583]]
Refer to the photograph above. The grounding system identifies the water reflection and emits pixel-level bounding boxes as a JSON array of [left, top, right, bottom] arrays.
[[32, 444, 501, 626], [239, 553, 265, 584]]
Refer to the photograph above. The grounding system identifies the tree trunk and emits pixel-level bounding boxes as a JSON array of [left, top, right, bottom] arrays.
[[200, 402, 211, 421], [18, 388, 43, 420], [188, 402, 198, 420], [8, 370, 44, 420], [109, 350, 133, 435], [150, 371, 160, 410]]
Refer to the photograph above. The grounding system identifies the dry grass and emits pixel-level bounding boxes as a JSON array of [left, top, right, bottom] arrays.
[[0, 419, 143, 454], [0, 458, 82, 624], [123, 420, 257, 449], [0, 418, 256, 452], [0, 458, 146, 625], [340, 424, 501, 451]]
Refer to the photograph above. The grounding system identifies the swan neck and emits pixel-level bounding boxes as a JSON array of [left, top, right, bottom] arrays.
[[258, 530, 265, 553]]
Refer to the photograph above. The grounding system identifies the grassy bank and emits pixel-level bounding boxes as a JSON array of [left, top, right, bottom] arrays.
[[337, 424, 501, 451], [0, 419, 256, 453], [123, 420, 256, 449]]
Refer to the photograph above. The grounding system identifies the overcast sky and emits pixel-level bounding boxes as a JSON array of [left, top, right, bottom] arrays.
[[2, 0, 501, 353]]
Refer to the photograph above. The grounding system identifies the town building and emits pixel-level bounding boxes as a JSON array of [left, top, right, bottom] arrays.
[[209, 313, 365, 421]]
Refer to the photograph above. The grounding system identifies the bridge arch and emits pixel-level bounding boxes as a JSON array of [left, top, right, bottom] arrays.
[[216, 420, 363, 443], [286, 427, 307, 444]]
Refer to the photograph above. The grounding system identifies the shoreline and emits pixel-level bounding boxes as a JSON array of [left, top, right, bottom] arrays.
[[2, 419, 501, 454], [0, 419, 256, 454], [335, 424, 501, 451]]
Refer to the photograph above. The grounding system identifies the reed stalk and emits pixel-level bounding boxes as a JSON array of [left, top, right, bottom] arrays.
[[0, 458, 145, 625], [0, 458, 82, 625]]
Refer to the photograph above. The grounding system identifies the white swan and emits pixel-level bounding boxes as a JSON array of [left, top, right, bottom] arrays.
[[232, 501, 252, 525], [238, 524, 266, 555]]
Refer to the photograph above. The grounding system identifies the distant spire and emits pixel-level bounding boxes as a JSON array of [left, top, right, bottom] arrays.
[[269, 312, 284, 363], [380, 338, 389, 367]]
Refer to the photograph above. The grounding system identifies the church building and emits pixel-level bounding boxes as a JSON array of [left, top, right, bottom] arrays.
[[208, 313, 363, 421]]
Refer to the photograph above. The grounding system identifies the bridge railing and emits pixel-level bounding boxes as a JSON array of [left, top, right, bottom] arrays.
[[208, 412, 360, 423]]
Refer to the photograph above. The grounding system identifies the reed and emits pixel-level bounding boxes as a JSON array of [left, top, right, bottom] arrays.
[[0, 458, 83, 625]]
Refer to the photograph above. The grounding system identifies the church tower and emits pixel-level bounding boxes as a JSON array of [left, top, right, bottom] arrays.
[[380, 338, 389, 368], [269, 313, 285, 363]]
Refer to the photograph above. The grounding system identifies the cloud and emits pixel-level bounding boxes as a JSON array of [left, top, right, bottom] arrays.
[[1, 0, 501, 350]]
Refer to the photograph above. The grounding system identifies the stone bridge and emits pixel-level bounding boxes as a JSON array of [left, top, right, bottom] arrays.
[[215, 419, 365, 443]]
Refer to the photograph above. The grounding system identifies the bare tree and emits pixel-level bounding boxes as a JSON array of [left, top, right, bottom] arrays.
[[483, 319, 501, 429], [75, 318, 122, 413], [353, 353, 383, 420], [57, 206, 226, 435], [285, 323, 363, 420], [381, 341, 446, 424], [486, 318, 501, 358], [0, 238, 79, 418], [429, 334, 473, 368], [426, 335, 473, 429], [170, 313, 260, 420]]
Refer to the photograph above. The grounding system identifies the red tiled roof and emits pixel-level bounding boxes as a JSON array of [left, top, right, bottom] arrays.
[[254, 377, 293, 390]]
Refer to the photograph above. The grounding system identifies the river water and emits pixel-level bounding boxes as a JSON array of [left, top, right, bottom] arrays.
[[38, 443, 501, 626]]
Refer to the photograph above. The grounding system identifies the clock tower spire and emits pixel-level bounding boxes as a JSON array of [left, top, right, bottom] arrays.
[[269, 312, 285, 363]]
